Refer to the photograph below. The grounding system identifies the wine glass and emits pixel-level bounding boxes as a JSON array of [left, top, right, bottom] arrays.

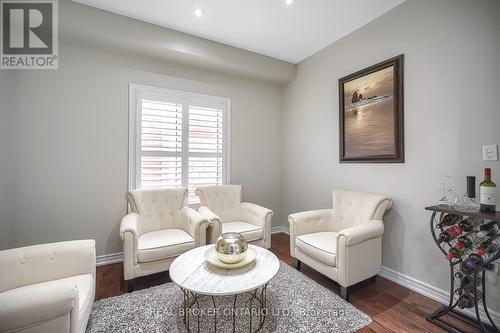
[[446, 176, 458, 206], [437, 181, 451, 206]]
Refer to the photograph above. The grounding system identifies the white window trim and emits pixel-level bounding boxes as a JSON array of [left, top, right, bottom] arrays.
[[128, 83, 231, 194]]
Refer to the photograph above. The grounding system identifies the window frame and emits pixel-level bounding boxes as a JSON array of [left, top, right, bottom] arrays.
[[128, 83, 231, 200]]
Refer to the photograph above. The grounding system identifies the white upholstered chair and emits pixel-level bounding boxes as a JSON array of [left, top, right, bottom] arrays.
[[120, 188, 208, 291], [195, 185, 273, 248], [289, 189, 392, 301], [0, 240, 96, 333]]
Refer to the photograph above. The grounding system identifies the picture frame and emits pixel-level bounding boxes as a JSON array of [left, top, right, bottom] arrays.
[[339, 54, 404, 163]]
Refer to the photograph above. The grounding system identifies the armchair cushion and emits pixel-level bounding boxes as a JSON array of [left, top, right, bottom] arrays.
[[222, 221, 263, 242], [296, 232, 337, 267], [137, 229, 195, 263]]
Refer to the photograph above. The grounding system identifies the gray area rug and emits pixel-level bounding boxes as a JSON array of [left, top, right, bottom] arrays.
[[87, 261, 371, 332]]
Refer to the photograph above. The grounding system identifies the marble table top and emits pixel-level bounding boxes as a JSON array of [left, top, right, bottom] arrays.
[[170, 244, 279, 296]]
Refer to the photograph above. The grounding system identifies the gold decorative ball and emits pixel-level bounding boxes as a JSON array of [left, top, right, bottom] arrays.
[[215, 232, 248, 264]]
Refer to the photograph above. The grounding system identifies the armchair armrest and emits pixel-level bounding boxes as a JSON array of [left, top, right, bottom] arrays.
[[336, 220, 384, 247], [182, 207, 209, 246], [336, 220, 384, 288], [198, 206, 221, 223], [0, 283, 76, 332], [239, 202, 273, 248], [198, 206, 222, 245], [120, 213, 140, 278], [288, 209, 333, 236], [288, 209, 333, 257], [239, 202, 273, 228], [120, 213, 141, 240]]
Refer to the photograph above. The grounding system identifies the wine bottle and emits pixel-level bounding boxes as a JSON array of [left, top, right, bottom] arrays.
[[455, 275, 477, 295], [438, 226, 463, 243], [458, 218, 475, 232], [437, 214, 459, 228], [469, 253, 485, 267], [479, 234, 499, 251], [460, 254, 484, 273], [476, 240, 498, 256], [460, 260, 469, 273], [457, 235, 474, 249], [477, 246, 494, 257], [458, 290, 482, 309], [477, 221, 499, 238], [480, 168, 496, 212], [467, 176, 476, 199], [446, 247, 464, 261]]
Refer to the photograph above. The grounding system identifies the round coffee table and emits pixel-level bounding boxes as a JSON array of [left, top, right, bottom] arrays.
[[170, 244, 279, 332]]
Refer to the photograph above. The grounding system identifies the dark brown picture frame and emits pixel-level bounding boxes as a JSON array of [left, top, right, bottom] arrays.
[[339, 54, 404, 163]]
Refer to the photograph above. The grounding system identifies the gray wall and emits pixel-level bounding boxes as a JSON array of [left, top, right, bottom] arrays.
[[0, 72, 14, 250], [5, 4, 286, 256], [283, 0, 500, 311]]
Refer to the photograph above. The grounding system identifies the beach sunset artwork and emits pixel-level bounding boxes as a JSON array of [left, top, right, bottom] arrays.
[[339, 55, 404, 162]]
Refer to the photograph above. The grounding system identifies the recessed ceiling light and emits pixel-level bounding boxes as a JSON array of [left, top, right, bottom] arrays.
[[194, 8, 205, 17], [285, 0, 294, 5]]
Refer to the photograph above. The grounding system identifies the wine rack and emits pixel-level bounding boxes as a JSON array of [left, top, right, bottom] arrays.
[[426, 206, 500, 333]]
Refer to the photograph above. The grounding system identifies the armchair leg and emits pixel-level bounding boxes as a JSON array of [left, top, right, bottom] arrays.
[[370, 275, 377, 284], [165, 270, 172, 282], [295, 259, 301, 271], [126, 279, 135, 293], [340, 286, 349, 301]]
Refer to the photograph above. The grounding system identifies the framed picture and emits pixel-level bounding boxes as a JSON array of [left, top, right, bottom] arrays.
[[339, 55, 404, 163]]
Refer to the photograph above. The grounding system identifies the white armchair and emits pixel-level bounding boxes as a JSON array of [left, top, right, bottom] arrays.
[[120, 188, 208, 291], [0, 240, 96, 333], [195, 185, 273, 248], [289, 189, 392, 301]]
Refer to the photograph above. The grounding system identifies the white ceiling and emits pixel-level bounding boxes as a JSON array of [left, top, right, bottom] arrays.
[[73, 0, 405, 64]]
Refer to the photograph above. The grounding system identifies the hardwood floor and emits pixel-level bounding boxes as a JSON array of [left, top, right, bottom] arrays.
[[96, 233, 478, 332]]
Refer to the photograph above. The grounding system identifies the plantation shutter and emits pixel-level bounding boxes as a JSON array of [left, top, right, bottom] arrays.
[[188, 104, 225, 203], [132, 85, 229, 204], [139, 95, 183, 189]]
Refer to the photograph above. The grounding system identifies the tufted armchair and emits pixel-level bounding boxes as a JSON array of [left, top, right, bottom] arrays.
[[120, 188, 208, 291], [0, 240, 96, 333], [195, 185, 273, 248], [289, 189, 392, 301]]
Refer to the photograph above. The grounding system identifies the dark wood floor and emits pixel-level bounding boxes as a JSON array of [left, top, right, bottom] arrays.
[[96, 233, 479, 332]]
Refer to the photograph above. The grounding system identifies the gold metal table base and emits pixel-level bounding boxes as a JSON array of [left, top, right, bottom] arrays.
[[180, 283, 268, 333]]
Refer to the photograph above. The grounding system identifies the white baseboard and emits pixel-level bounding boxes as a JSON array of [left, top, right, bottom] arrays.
[[96, 252, 123, 266], [271, 225, 290, 235], [379, 265, 500, 324]]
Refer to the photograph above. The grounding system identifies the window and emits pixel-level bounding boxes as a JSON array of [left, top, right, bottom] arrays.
[[129, 84, 230, 204]]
